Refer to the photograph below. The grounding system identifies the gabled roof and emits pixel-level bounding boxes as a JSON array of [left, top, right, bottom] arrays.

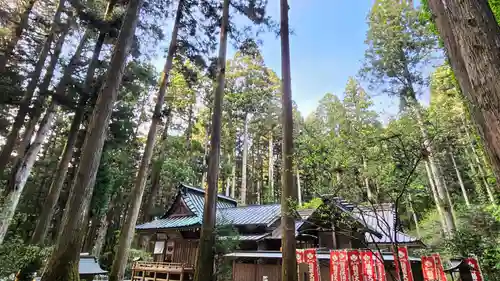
[[353, 204, 420, 245], [136, 184, 281, 231], [268, 220, 305, 239]]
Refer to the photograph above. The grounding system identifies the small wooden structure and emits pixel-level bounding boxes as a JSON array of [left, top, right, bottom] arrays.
[[131, 261, 193, 281]]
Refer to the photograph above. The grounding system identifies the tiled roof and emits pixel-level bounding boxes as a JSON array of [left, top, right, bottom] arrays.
[[217, 204, 281, 226], [354, 205, 420, 244], [268, 220, 305, 239], [79, 255, 107, 275], [182, 186, 237, 217], [136, 216, 200, 230], [136, 184, 280, 230]]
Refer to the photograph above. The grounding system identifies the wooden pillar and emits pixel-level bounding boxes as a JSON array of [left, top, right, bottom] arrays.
[[232, 260, 235, 281]]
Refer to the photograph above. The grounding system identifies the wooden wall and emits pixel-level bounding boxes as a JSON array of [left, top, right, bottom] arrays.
[[233, 262, 424, 281]]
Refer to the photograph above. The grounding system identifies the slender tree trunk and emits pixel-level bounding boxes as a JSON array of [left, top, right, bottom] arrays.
[[40, 0, 143, 278], [230, 147, 236, 198], [0, 0, 38, 72], [201, 120, 210, 187], [193, 0, 229, 279], [225, 152, 231, 197], [362, 155, 372, 200], [0, 0, 65, 179], [410, 98, 456, 234], [240, 113, 249, 205], [186, 103, 194, 151], [449, 151, 470, 207], [268, 130, 274, 202], [280, 1, 297, 281], [109, 2, 183, 279], [31, 13, 113, 244], [407, 194, 420, 238], [0, 102, 56, 244], [141, 112, 172, 223], [14, 20, 72, 163], [428, 0, 500, 187], [296, 167, 301, 206], [424, 161, 447, 232], [465, 129, 496, 204], [91, 212, 109, 258]]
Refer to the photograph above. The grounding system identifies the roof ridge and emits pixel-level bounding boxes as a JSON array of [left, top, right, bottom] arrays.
[[180, 183, 238, 203], [219, 203, 281, 210]]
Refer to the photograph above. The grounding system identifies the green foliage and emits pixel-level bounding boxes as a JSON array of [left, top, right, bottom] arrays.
[[0, 238, 51, 280], [361, 0, 437, 105], [214, 225, 239, 281], [299, 197, 323, 210], [443, 206, 500, 280]]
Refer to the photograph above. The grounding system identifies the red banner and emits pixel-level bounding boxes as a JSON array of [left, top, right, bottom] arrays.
[[375, 252, 386, 281], [338, 250, 350, 281], [465, 257, 484, 281], [393, 246, 414, 281], [348, 250, 363, 281], [297, 249, 304, 264], [432, 253, 447, 281], [330, 251, 340, 281], [421, 256, 438, 281], [304, 248, 320, 281], [360, 250, 376, 281]]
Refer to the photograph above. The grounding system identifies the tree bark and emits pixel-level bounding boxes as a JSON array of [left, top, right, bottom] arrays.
[[240, 113, 249, 205], [193, 0, 229, 279], [186, 103, 194, 152], [0, 0, 65, 180], [408, 95, 456, 234], [0, 102, 56, 244], [464, 126, 496, 204], [268, 130, 274, 202], [230, 146, 236, 198], [279, 1, 297, 281], [0, 0, 38, 72], [428, 0, 500, 189], [225, 152, 231, 197], [14, 20, 72, 164], [424, 161, 447, 232], [109, 1, 183, 279], [362, 155, 372, 200], [449, 151, 470, 207], [407, 194, 420, 238], [30, 2, 115, 245], [40, 0, 143, 277], [141, 111, 172, 223], [296, 167, 301, 206]]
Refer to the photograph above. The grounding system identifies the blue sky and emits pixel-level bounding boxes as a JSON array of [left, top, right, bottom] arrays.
[[153, 0, 432, 120], [225, 0, 401, 119]]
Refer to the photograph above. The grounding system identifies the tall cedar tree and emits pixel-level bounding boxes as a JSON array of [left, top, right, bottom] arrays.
[[193, 0, 230, 280], [31, 0, 119, 246], [108, 0, 184, 279], [280, 1, 297, 281], [0, 0, 65, 182], [428, 0, 500, 198], [40, 0, 144, 278]]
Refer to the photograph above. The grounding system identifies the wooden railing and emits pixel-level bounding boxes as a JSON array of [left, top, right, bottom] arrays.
[[131, 261, 195, 281], [132, 261, 193, 273]]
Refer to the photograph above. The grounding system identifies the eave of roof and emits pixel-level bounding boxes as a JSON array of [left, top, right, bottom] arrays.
[[218, 233, 269, 241], [224, 251, 421, 262]]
